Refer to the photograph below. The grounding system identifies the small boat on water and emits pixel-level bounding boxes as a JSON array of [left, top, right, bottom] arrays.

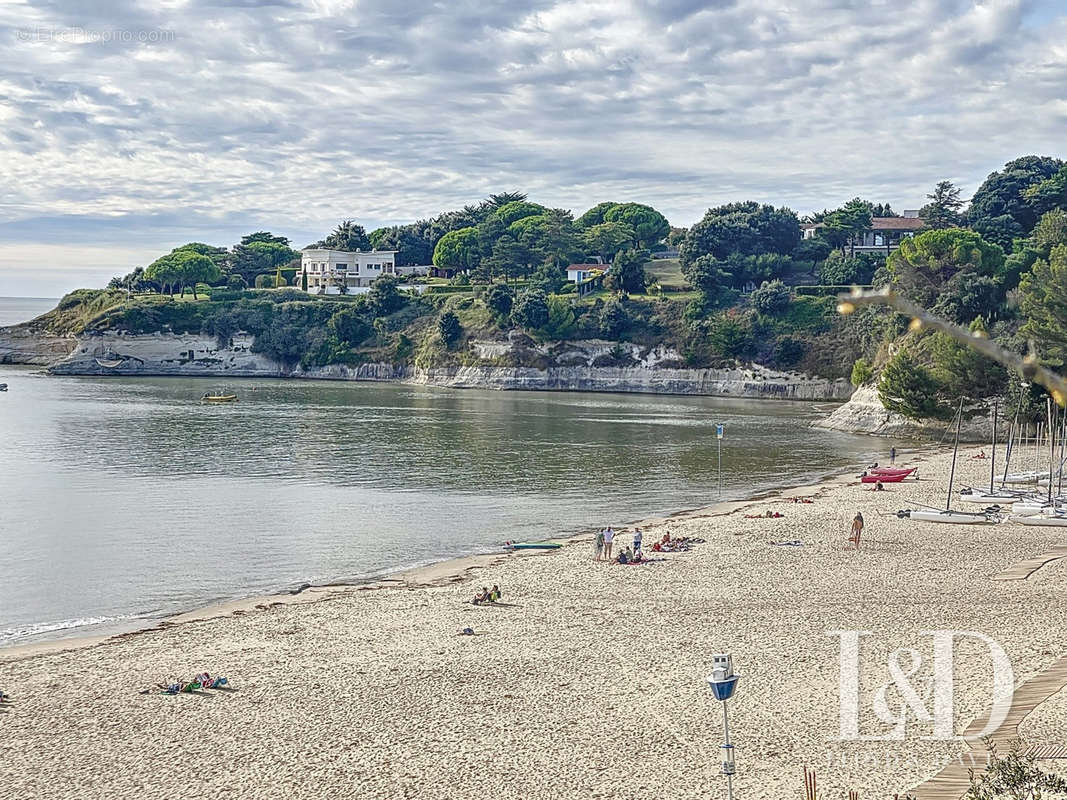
[[95, 358, 124, 369], [0, 383, 7, 392], [201, 392, 238, 404]]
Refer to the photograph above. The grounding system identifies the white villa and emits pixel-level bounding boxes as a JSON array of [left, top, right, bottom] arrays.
[[301, 248, 399, 294], [566, 263, 607, 284]]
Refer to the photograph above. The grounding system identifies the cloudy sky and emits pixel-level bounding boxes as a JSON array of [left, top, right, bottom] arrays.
[[1, 0, 1065, 296]]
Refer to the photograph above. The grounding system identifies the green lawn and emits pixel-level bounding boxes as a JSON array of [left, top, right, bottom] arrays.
[[644, 258, 689, 290]]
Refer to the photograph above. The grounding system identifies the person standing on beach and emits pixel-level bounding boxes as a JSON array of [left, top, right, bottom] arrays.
[[849, 513, 864, 549], [632, 528, 642, 557], [890, 446, 896, 464], [594, 529, 605, 561], [603, 527, 616, 562]]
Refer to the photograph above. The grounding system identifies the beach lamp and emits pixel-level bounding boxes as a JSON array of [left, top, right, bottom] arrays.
[[707, 653, 740, 799]]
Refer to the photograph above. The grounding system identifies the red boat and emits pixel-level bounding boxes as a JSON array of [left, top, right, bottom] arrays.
[[869, 467, 916, 477], [861, 473, 908, 483]]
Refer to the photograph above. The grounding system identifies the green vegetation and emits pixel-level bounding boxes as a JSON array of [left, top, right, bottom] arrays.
[[51, 153, 1060, 410]]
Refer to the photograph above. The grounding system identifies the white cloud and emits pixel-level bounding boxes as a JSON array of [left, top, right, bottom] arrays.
[[0, 0, 1064, 295]]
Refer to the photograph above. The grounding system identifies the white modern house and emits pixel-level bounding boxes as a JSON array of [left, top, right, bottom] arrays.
[[566, 262, 607, 284], [301, 248, 399, 294]]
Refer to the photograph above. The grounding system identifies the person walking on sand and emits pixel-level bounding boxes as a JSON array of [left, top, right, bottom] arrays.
[[603, 526, 616, 562], [849, 512, 864, 549], [890, 446, 896, 464], [632, 527, 643, 557], [594, 529, 605, 561]]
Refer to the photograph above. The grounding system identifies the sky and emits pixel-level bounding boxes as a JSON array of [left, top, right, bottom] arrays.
[[0, 0, 1065, 297]]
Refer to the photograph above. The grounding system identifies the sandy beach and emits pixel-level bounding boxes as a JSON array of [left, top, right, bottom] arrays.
[[5, 446, 1067, 799]]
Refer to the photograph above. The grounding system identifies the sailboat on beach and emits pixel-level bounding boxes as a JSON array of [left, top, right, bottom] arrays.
[[899, 398, 1000, 524]]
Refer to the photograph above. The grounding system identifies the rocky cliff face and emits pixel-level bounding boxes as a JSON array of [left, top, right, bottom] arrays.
[[0, 325, 77, 365], [815, 384, 996, 441], [35, 331, 855, 401]]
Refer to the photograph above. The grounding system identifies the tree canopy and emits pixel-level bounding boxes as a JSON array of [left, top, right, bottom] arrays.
[[1020, 244, 1067, 366], [315, 219, 372, 252], [887, 228, 1006, 321], [495, 201, 548, 227], [919, 181, 964, 230], [602, 203, 670, 249], [432, 227, 480, 272], [680, 201, 800, 264], [968, 155, 1065, 247]]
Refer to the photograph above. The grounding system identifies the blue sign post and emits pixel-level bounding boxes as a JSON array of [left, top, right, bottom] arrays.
[[716, 424, 724, 497], [707, 654, 740, 800]]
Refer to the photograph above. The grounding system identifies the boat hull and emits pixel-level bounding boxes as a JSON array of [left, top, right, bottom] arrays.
[[1009, 515, 1067, 527], [861, 474, 907, 483], [959, 492, 1018, 504], [908, 510, 996, 524], [870, 467, 916, 477]]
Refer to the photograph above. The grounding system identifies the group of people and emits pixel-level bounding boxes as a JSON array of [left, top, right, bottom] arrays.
[[744, 510, 786, 519], [473, 585, 502, 605], [148, 673, 229, 695], [649, 531, 705, 553], [593, 527, 645, 563]]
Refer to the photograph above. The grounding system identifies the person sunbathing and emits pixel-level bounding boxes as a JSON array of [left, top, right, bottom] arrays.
[[488, 585, 502, 603], [473, 587, 490, 605]]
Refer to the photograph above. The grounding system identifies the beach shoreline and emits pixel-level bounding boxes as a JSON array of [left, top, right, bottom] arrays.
[[12, 443, 1067, 800], [0, 453, 890, 664]]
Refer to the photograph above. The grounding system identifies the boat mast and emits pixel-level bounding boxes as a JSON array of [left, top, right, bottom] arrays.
[[1049, 397, 1055, 507], [1003, 397, 1021, 488], [946, 397, 964, 512], [1054, 407, 1062, 501], [989, 399, 998, 495]]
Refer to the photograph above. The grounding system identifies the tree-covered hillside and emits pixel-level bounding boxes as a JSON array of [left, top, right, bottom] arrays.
[[37, 154, 1064, 410]]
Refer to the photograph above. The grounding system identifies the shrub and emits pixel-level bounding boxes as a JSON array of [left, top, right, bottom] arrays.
[[707, 312, 755, 360], [227, 274, 248, 290], [484, 283, 514, 320], [773, 336, 806, 367], [208, 288, 245, 302], [817, 252, 875, 285], [438, 311, 462, 348], [254, 274, 275, 289], [368, 275, 406, 316], [598, 298, 631, 339], [877, 350, 948, 420], [793, 238, 832, 264], [750, 279, 791, 315], [327, 307, 373, 347], [512, 288, 549, 330], [850, 358, 874, 386]]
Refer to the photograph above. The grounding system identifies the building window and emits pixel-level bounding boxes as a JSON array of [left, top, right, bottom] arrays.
[[337, 264, 348, 271]]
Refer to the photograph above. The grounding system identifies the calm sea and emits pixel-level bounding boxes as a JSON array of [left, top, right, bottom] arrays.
[[0, 319, 904, 647], [0, 296, 59, 327]]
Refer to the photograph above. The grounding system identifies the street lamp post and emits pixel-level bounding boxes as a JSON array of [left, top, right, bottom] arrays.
[[707, 653, 740, 800]]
